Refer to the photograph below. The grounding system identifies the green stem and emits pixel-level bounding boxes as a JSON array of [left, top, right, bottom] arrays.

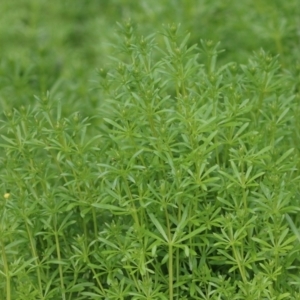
[[1, 241, 11, 300], [88, 260, 105, 295], [92, 207, 98, 240], [25, 221, 43, 297], [165, 209, 173, 300], [54, 229, 65, 300], [168, 243, 173, 300], [124, 180, 140, 228]]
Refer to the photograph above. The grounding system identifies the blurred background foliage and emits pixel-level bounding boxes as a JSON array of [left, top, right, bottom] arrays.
[[0, 0, 299, 113]]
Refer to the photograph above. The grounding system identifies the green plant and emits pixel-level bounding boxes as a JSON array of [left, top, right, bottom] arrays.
[[1, 20, 300, 300]]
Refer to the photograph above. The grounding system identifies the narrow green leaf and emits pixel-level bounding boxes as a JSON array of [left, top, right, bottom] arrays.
[[252, 237, 271, 248], [247, 172, 265, 184], [148, 213, 169, 242], [176, 226, 206, 243], [218, 170, 239, 185], [92, 203, 127, 212], [276, 148, 294, 166], [98, 237, 119, 249], [67, 282, 94, 293], [276, 107, 289, 124], [179, 32, 190, 49], [103, 118, 124, 131], [81, 292, 102, 298], [285, 214, 300, 243], [230, 160, 241, 183], [0, 135, 16, 145], [234, 122, 249, 139]]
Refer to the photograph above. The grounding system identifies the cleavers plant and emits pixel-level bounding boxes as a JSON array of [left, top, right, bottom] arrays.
[[1, 22, 300, 299]]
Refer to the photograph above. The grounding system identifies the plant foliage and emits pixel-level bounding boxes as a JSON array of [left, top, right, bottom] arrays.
[[1, 7, 300, 300]]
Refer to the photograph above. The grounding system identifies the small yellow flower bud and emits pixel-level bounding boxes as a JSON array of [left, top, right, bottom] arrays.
[[4, 193, 10, 199]]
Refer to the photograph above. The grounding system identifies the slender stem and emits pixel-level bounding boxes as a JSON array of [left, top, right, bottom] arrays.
[[92, 207, 98, 240], [168, 243, 173, 300], [1, 241, 11, 300], [24, 220, 43, 297], [165, 209, 173, 300], [54, 229, 65, 300], [88, 261, 105, 295], [124, 180, 140, 228]]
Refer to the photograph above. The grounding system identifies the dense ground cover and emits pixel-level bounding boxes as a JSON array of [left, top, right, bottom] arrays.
[[1, 1, 300, 299]]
